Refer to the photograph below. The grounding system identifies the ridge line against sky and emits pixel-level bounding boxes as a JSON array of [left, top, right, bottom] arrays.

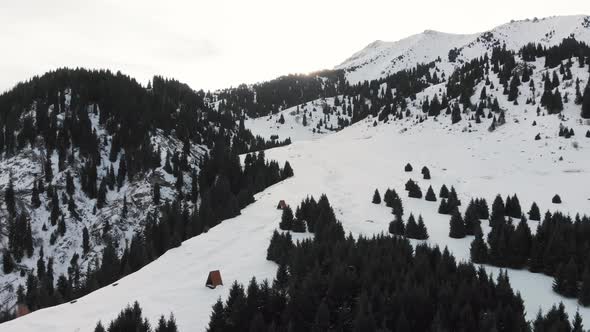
[[0, 0, 588, 93]]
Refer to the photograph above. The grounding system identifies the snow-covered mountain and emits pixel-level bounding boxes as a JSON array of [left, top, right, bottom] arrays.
[[1, 14, 590, 332], [337, 15, 590, 84]]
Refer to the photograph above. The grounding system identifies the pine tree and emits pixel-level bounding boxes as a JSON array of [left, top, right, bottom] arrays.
[[282, 161, 294, 179], [279, 206, 294, 231], [572, 311, 584, 332], [389, 216, 405, 236], [153, 182, 161, 205], [117, 155, 127, 189], [31, 182, 41, 208], [451, 103, 462, 124], [449, 210, 466, 238], [65, 171, 75, 197], [5, 178, 16, 215], [582, 82, 590, 119], [421, 166, 431, 179], [292, 217, 306, 233], [579, 267, 590, 306], [439, 184, 449, 198], [404, 163, 413, 172], [490, 194, 505, 227], [553, 263, 566, 295], [207, 298, 227, 332], [416, 215, 429, 240], [528, 202, 541, 221], [405, 214, 419, 239], [464, 201, 480, 235], [372, 189, 381, 204], [552, 194, 562, 204], [2, 250, 14, 274], [58, 215, 66, 236], [391, 193, 404, 219], [425, 186, 436, 201], [563, 257, 579, 298], [96, 179, 107, 209], [82, 227, 90, 255], [470, 230, 488, 263], [45, 156, 53, 183]]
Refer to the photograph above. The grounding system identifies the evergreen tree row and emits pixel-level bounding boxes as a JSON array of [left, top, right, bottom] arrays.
[[470, 199, 590, 306], [94, 301, 178, 332], [208, 194, 582, 331]]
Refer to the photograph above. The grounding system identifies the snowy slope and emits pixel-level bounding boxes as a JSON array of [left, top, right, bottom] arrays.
[[242, 96, 352, 142], [338, 15, 590, 84], [4, 65, 590, 331]]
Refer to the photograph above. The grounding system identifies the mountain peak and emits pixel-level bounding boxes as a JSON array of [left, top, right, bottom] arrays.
[[337, 14, 590, 85]]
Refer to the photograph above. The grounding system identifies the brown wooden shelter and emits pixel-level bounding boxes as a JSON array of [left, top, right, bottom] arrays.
[[16, 303, 30, 317], [277, 200, 288, 210], [206, 270, 223, 289]]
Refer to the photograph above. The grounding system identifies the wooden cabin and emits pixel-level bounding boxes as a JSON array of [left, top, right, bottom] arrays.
[[206, 270, 223, 289]]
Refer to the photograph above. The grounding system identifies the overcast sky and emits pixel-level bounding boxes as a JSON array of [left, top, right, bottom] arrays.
[[0, 0, 587, 92]]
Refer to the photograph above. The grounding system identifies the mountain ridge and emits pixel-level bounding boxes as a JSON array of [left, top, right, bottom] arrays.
[[337, 14, 590, 84]]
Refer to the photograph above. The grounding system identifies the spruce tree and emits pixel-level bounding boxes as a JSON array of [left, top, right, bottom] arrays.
[[292, 217, 305, 233], [2, 251, 14, 274], [117, 155, 127, 189], [425, 186, 436, 201], [389, 216, 405, 236], [372, 189, 381, 204], [82, 227, 90, 255], [207, 298, 227, 332], [528, 202, 541, 221], [5, 178, 16, 215], [282, 161, 294, 179], [579, 267, 590, 306], [439, 184, 449, 198], [464, 201, 480, 235], [153, 182, 161, 205], [490, 194, 505, 227], [391, 193, 404, 219], [96, 179, 107, 209], [449, 210, 466, 238], [404, 163, 413, 172], [405, 214, 419, 239], [581, 83, 590, 119], [416, 215, 429, 240], [31, 182, 41, 208], [383, 188, 394, 207], [421, 166, 431, 180], [552, 194, 562, 204], [553, 263, 566, 295], [470, 230, 488, 263], [572, 311, 584, 332], [279, 206, 294, 231], [563, 258, 579, 298]]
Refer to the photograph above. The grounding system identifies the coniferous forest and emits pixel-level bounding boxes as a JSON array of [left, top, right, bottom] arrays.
[[207, 194, 584, 332], [0, 68, 294, 320], [469, 196, 590, 307]]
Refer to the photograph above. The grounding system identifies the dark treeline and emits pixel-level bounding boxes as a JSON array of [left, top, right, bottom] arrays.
[[469, 195, 590, 307], [218, 60, 443, 128], [207, 194, 583, 332], [94, 301, 178, 332], [215, 70, 347, 118]]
